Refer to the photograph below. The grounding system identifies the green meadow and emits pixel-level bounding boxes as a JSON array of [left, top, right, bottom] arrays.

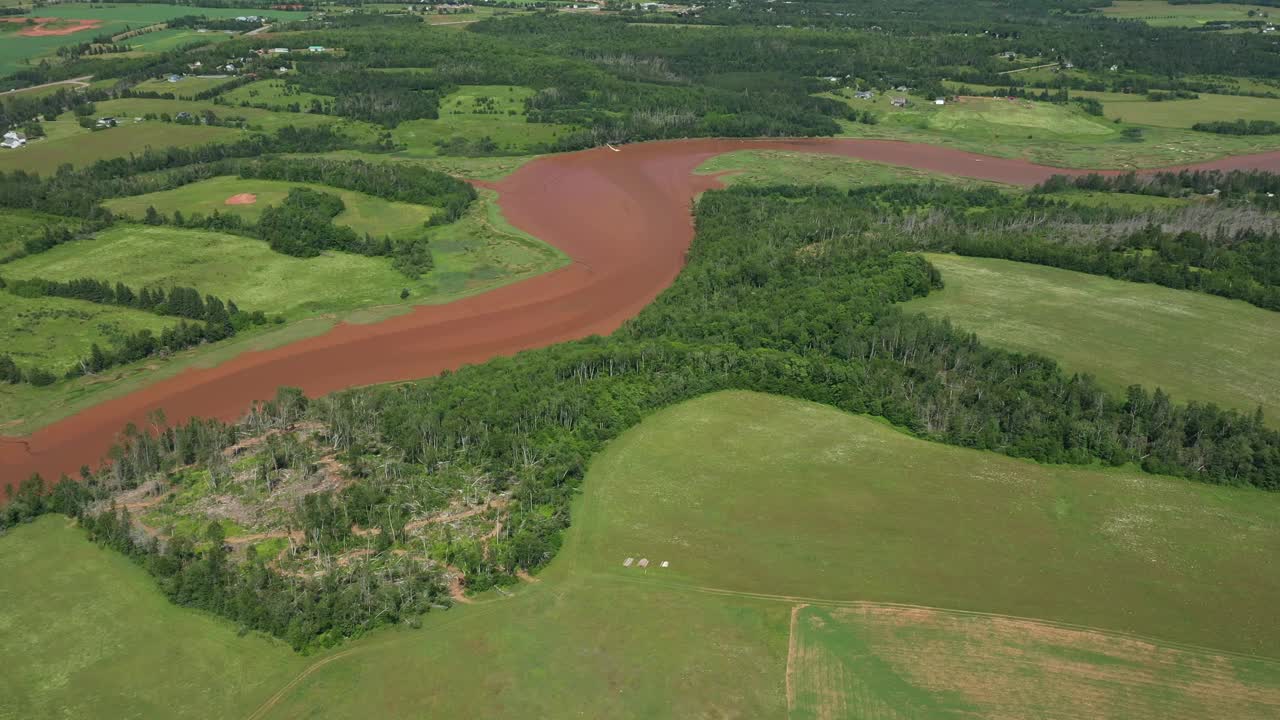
[[904, 254, 1280, 423], [0, 516, 305, 720], [1084, 91, 1280, 128], [0, 190, 565, 432], [391, 84, 573, 156], [103, 176, 437, 238], [1100, 0, 1277, 27], [59, 97, 347, 133], [0, 291, 175, 373], [830, 91, 1280, 167], [131, 75, 242, 98], [0, 121, 240, 175], [695, 150, 1008, 190], [218, 79, 335, 113], [5, 391, 1278, 718]]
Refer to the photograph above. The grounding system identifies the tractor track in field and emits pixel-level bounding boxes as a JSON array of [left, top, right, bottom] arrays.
[[5, 138, 1280, 489]]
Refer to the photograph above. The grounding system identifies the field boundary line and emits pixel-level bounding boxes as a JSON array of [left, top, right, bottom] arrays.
[[596, 573, 1280, 665], [244, 601, 510, 720], [785, 603, 805, 719]]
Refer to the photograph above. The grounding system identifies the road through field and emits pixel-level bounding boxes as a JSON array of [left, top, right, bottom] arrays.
[[4, 138, 1280, 489]]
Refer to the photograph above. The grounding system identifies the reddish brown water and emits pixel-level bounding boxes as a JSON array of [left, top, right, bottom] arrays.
[[5, 138, 1280, 489]]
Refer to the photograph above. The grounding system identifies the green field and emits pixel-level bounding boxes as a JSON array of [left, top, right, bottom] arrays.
[[218, 79, 335, 113], [905, 254, 1280, 424], [0, 516, 306, 720], [104, 176, 437, 238], [0, 3, 309, 74], [695, 150, 1009, 190], [1100, 0, 1276, 27], [830, 92, 1280, 168], [0, 291, 175, 373], [391, 84, 573, 156], [0, 121, 241, 175], [0, 190, 565, 432], [131, 75, 241, 98], [1084, 91, 1280, 128], [8, 391, 1278, 717], [59, 97, 345, 134]]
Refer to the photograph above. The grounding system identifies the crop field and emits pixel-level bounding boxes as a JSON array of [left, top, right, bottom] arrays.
[[6, 391, 1278, 718], [0, 516, 306, 719], [0, 121, 240, 175], [391, 85, 573, 156], [829, 91, 1280, 167], [0, 3, 309, 74], [1100, 0, 1277, 27], [695, 150, 1009, 190], [103, 176, 437, 238], [904, 254, 1280, 424], [0, 291, 175, 373]]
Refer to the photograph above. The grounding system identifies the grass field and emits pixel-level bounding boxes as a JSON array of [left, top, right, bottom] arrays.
[[830, 91, 1280, 168], [59, 97, 343, 134], [391, 84, 573, 156], [0, 3, 309, 74], [131, 75, 241, 98], [218, 79, 334, 112], [0, 121, 241, 175], [0, 190, 565, 432], [103, 176, 437, 238], [0, 291, 175, 373], [695, 150, 1009, 190], [904, 254, 1280, 424], [0, 209, 79, 260], [1082, 91, 1280, 129], [9, 391, 1278, 717], [0, 516, 306, 720], [1100, 0, 1277, 27]]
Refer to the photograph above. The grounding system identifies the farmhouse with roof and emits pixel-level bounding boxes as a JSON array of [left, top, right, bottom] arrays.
[[1, 131, 27, 149], [891, 96, 909, 107]]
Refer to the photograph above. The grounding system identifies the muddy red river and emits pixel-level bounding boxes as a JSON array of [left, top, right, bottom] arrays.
[[5, 138, 1280, 488]]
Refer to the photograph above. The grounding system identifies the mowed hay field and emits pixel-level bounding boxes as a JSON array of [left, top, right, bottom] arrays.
[[833, 91, 1280, 168], [0, 516, 306, 720], [104, 176, 437, 239], [0, 122, 240, 175], [904, 254, 1280, 424], [5, 392, 1279, 718], [1083, 91, 1280, 129], [695, 150, 1008, 190], [1100, 0, 1278, 27]]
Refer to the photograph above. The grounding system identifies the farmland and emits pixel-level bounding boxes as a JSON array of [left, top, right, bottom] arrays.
[[0, 3, 310, 74], [391, 85, 574, 157], [103, 176, 437, 238], [830, 92, 1280, 167], [0, 122, 240, 175], [1100, 0, 1277, 27], [695, 150, 1008, 190], [6, 391, 1278, 718], [904, 254, 1280, 424]]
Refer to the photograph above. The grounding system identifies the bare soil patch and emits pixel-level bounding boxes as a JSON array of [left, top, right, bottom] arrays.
[[224, 193, 258, 206], [2, 17, 104, 37]]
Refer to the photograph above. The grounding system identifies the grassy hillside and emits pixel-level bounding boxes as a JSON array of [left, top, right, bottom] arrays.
[[0, 292, 175, 373], [0, 122, 241, 175], [390, 85, 573, 157], [904, 254, 1280, 424], [103, 176, 437, 239], [5, 392, 1278, 717], [0, 516, 305, 720]]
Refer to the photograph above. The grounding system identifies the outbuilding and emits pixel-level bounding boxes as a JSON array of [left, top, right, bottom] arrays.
[[1, 130, 27, 149]]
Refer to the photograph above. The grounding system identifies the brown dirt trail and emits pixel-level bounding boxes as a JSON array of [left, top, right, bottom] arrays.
[[5, 138, 1280, 490]]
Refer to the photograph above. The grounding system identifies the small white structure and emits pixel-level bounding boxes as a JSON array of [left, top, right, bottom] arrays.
[[167, 74, 182, 83], [623, 557, 634, 567], [96, 117, 117, 128], [637, 558, 649, 568], [1, 130, 27, 149], [934, 97, 946, 105], [308, 45, 325, 52], [854, 90, 874, 100], [660, 561, 669, 568], [271, 47, 290, 54]]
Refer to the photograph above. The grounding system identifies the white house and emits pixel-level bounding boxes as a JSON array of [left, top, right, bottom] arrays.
[[1, 130, 26, 149], [308, 45, 325, 52], [934, 97, 946, 105]]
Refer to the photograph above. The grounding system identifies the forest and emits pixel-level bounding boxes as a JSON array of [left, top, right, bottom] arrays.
[[9, 182, 1278, 651]]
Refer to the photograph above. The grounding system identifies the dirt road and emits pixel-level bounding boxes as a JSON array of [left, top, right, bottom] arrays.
[[4, 138, 1280, 489]]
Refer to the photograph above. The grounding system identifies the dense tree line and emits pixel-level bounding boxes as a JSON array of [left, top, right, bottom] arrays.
[[1037, 170, 1280, 210], [1192, 119, 1280, 136]]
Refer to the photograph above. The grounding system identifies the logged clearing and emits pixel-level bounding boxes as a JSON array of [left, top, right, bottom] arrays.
[[5, 392, 1279, 717], [904, 254, 1280, 424]]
